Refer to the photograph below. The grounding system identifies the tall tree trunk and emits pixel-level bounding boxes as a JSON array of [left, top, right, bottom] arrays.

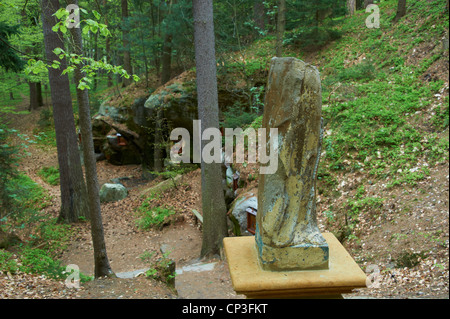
[[37, 82, 43, 106], [41, 0, 89, 223], [393, 0, 407, 23], [68, 0, 114, 278], [193, 0, 228, 258], [161, 0, 175, 85], [93, 31, 99, 91], [121, 0, 132, 87], [347, 0, 356, 15], [275, 0, 286, 57], [28, 82, 39, 111], [104, 0, 113, 87], [161, 33, 173, 85], [153, 107, 164, 172], [253, 0, 265, 31]]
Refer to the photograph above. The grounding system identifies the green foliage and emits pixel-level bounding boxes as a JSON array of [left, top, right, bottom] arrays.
[[37, 166, 60, 186], [139, 251, 176, 288], [248, 115, 263, 130], [0, 124, 20, 216], [0, 21, 25, 72], [136, 205, 176, 230], [431, 99, 449, 130], [19, 247, 66, 279], [0, 250, 19, 274], [222, 103, 259, 129], [285, 26, 343, 51], [32, 128, 57, 149], [33, 218, 71, 253], [37, 108, 54, 129], [337, 60, 376, 82]]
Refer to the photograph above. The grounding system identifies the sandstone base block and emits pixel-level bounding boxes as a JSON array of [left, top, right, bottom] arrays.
[[223, 233, 367, 299]]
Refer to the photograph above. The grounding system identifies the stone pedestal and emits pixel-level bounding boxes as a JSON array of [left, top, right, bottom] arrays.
[[223, 233, 367, 299]]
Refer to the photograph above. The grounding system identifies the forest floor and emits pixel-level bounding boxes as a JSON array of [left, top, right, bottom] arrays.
[[1, 97, 448, 300]]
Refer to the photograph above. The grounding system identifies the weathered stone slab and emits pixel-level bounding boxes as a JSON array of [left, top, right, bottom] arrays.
[[256, 57, 328, 271]]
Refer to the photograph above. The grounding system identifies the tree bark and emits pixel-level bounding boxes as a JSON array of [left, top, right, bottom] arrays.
[[364, 0, 374, 8], [68, 0, 114, 278], [153, 107, 164, 172], [161, 0, 176, 85], [253, 0, 265, 31], [347, 0, 356, 16], [41, 0, 89, 223], [37, 82, 44, 106], [275, 0, 286, 57], [161, 33, 173, 85], [193, 0, 228, 258], [121, 0, 132, 87], [393, 0, 407, 23], [28, 81, 39, 111], [104, 0, 113, 87]]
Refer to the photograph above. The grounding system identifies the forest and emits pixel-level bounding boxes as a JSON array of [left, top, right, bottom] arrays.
[[0, 0, 449, 300]]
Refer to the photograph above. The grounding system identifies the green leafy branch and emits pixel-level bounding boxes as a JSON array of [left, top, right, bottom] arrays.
[[24, 6, 140, 89]]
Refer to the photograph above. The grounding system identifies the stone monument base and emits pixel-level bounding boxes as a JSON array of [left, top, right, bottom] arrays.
[[223, 232, 367, 299]]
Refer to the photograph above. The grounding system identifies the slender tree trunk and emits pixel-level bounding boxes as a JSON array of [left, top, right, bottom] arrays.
[[161, 0, 175, 85], [153, 108, 164, 172], [41, 0, 89, 223], [253, 0, 265, 31], [121, 0, 132, 87], [275, 0, 286, 57], [193, 0, 228, 258], [37, 82, 43, 106], [104, 0, 113, 87], [93, 31, 99, 91], [68, 0, 114, 278], [393, 0, 407, 23], [161, 33, 173, 85], [28, 82, 39, 111]]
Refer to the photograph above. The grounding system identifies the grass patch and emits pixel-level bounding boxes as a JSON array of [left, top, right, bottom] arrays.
[[37, 166, 60, 186], [136, 204, 177, 230]]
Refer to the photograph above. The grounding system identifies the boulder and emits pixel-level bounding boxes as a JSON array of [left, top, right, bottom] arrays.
[[99, 183, 128, 203], [228, 191, 258, 236]]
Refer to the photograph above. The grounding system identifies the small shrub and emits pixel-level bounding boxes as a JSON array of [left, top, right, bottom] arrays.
[[37, 166, 60, 186], [37, 109, 53, 128], [0, 250, 19, 274], [336, 61, 376, 82], [431, 100, 449, 130], [19, 247, 65, 280], [136, 205, 176, 230], [0, 125, 20, 216], [222, 103, 259, 129], [140, 251, 176, 289]]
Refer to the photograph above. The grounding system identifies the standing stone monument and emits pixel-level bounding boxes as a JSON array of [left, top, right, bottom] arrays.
[[255, 57, 328, 271], [223, 57, 367, 298]]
